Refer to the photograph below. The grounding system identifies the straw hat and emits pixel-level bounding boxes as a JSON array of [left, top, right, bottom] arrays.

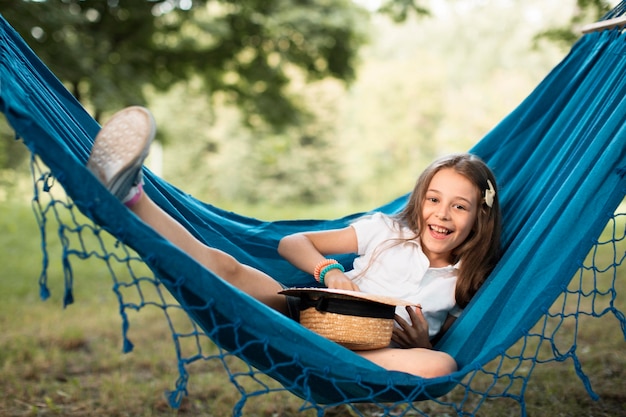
[[280, 288, 412, 351]]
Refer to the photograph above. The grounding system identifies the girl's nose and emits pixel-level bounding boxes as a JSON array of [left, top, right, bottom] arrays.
[[436, 206, 450, 220]]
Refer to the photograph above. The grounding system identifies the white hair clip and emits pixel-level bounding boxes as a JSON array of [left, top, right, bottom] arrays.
[[484, 179, 496, 208]]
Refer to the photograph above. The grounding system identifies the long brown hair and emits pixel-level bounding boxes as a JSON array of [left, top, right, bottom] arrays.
[[396, 153, 502, 308]]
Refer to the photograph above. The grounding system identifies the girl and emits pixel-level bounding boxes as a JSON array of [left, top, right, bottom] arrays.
[[87, 106, 502, 378]]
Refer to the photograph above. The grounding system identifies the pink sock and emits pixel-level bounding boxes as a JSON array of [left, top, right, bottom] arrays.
[[123, 183, 143, 207]]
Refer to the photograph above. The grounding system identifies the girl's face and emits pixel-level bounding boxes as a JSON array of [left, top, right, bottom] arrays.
[[420, 168, 479, 267]]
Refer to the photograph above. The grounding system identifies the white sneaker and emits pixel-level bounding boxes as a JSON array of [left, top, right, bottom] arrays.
[[87, 106, 156, 201]]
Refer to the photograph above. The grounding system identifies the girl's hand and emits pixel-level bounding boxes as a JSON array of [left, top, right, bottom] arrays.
[[323, 269, 360, 291], [392, 305, 432, 349]]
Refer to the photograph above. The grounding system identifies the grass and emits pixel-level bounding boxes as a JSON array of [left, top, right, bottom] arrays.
[[0, 199, 625, 417]]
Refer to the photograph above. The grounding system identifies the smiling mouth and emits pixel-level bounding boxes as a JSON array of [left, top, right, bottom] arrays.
[[429, 225, 453, 235]]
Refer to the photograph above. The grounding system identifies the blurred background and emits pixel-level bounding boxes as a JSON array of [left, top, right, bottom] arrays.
[[0, 0, 615, 214]]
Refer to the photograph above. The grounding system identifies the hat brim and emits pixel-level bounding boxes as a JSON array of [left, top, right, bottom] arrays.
[[279, 287, 412, 307]]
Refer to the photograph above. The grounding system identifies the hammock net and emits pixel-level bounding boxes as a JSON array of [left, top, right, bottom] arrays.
[[1, 4, 625, 416]]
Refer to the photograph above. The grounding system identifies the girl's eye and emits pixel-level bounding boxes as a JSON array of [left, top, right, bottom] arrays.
[[453, 204, 467, 211], [427, 197, 438, 203]]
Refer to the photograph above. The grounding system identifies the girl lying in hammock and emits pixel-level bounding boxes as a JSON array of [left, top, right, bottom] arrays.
[[87, 106, 502, 378]]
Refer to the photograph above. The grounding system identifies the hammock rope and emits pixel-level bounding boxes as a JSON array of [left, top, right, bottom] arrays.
[[1, 5, 625, 416]]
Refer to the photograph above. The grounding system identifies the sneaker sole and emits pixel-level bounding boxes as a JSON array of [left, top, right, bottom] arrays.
[[87, 106, 156, 200]]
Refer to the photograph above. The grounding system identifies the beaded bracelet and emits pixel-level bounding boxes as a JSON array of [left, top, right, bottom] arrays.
[[318, 263, 345, 286], [313, 259, 338, 282]]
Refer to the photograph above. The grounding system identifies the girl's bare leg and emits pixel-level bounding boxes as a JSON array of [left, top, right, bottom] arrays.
[[358, 347, 457, 377], [87, 106, 287, 314], [130, 192, 288, 314]]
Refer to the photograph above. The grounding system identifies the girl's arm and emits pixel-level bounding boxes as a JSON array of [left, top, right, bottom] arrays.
[[278, 227, 360, 290]]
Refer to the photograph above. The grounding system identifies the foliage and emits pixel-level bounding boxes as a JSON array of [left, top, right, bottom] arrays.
[[0, 118, 28, 170], [144, 1, 577, 207], [0, 0, 369, 127], [0, 0, 607, 205], [1, 0, 601, 128], [534, 0, 615, 46], [143, 77, 349, 206], [0, 119, 29, 201], [378, 0, 431, 22]]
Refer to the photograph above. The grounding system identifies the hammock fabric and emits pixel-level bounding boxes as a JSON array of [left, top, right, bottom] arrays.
[[1, 5, 625, 416]]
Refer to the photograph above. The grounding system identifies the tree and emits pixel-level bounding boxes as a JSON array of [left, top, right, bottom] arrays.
[[2, 0, 599, 128], [0, 0, 613, 203], [0, 0, 369, 127], [534, 0, 614, 46]]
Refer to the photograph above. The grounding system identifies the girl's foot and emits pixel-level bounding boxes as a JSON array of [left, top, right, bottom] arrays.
[[87, 106, 155, 203]]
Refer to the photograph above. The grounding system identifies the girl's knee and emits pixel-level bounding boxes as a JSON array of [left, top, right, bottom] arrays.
[[403, 349, 456, 378], [358, 348, 457, 378], [206, 247, 243, 278], [418, 350, 457, 377]]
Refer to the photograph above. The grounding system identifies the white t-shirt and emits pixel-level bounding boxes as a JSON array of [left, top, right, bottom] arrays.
[[346, 212, 462, 338]]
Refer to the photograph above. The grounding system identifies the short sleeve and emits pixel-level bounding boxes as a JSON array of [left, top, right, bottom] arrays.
[[350, 213, 397, 255], [449, 304, 463, 318]]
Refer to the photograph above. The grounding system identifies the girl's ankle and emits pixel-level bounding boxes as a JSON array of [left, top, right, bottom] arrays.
[[123, 183, 143, 208]]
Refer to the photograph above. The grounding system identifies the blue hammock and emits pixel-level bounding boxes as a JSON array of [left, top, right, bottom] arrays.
[[1, 6, 625, 416]]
